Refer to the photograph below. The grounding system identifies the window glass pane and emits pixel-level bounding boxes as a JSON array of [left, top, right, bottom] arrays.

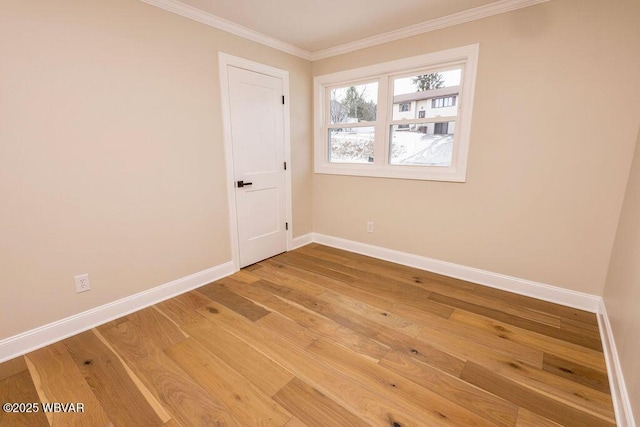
[[392, 69, 461, 121], [329, 127, 375, 163], [330, 82, 378, 124], [389, 121, 455, 166]]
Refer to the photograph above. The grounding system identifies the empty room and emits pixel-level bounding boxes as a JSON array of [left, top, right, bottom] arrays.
[[1, 0, 639, 425]]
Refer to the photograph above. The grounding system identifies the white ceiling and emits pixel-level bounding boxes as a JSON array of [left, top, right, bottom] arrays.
[[143, 0, 549, 58]]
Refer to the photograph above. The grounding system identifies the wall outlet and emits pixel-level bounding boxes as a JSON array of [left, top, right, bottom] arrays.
[[75, 274, 91, 293], [367, 221, 374, 233]]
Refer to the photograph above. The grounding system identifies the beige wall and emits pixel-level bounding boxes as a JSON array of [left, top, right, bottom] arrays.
[[2, 0, 640, 364], [312, 0, 640, 295], [0, 0, 312, 340], [603, 126, 640, 420]]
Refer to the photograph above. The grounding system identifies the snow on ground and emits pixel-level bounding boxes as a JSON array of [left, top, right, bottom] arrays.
[[329, 129, 453, 166], [329, 129, 374, 163], [390, 131, 453, 166]]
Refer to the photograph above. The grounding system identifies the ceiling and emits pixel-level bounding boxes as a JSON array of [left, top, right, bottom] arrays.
[[144, 0, 549, 58]]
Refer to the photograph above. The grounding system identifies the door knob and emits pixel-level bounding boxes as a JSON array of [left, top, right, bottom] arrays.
[[237, 180, 253, 188]]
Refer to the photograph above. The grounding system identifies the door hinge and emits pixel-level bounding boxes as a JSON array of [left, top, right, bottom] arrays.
[[284, 161, 287, 170], [282, 95, 285, 105], [285, 222, 289, 230]]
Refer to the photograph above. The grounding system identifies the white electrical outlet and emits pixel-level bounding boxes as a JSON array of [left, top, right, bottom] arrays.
[[75, 274, 91, 293], [367, 221, 374, 233]]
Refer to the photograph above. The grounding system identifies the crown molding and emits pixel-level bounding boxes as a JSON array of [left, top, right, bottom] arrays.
[[138, 0, 550, 62], [310, 0, 551, 60], [138, 0, 313, 60]]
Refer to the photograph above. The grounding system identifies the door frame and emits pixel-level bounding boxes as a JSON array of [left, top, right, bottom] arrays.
[[218, 52, 293, 272]]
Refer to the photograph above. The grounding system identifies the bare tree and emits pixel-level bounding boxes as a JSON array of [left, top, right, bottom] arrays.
[[329, 98, 348, 124]]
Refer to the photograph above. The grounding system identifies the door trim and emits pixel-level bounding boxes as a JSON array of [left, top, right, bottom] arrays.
[[218, 52, 293, 272]]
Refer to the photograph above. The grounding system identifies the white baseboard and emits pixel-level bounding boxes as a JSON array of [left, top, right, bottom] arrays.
[[309, 233, 636, 424], [4, 235, 630, 425], [0, 262, 235, 363], [292, 233, 314, 249], [598, 300, 636, 427], [311, 233, 601, 312]]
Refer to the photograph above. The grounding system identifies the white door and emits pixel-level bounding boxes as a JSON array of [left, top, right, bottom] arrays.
[[227, 66, 287, 267]]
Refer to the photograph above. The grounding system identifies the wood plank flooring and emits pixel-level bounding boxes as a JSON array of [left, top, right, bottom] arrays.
[[0, 244, 615, 426]]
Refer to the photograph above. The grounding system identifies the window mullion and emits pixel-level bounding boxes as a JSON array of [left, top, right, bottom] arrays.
[[327, 122, 376, 129], [389, 116, 458, 125], [373, 76, 388, 166]]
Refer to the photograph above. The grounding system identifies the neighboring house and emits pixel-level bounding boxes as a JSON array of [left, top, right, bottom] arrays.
[[392, 85, 459, 135]]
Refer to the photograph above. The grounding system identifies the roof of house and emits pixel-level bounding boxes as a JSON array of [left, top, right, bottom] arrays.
[[393, 85, 459, 104]]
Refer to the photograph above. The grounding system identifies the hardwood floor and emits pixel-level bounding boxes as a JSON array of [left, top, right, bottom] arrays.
[[0, 244, 615, 426]]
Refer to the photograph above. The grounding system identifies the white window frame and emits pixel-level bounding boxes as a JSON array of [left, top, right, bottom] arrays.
[[325, 79, 380, 164], [313, 44, 479, 182]]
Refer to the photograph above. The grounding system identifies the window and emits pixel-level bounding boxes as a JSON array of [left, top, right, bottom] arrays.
[[389, 70, 460, 167], [327, 82, 378, 163], [432, 96, 456, 108], [314, 44, 479, 182]]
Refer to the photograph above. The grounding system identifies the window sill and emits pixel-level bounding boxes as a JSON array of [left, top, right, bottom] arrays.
[[314, 163, 467, 182]]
